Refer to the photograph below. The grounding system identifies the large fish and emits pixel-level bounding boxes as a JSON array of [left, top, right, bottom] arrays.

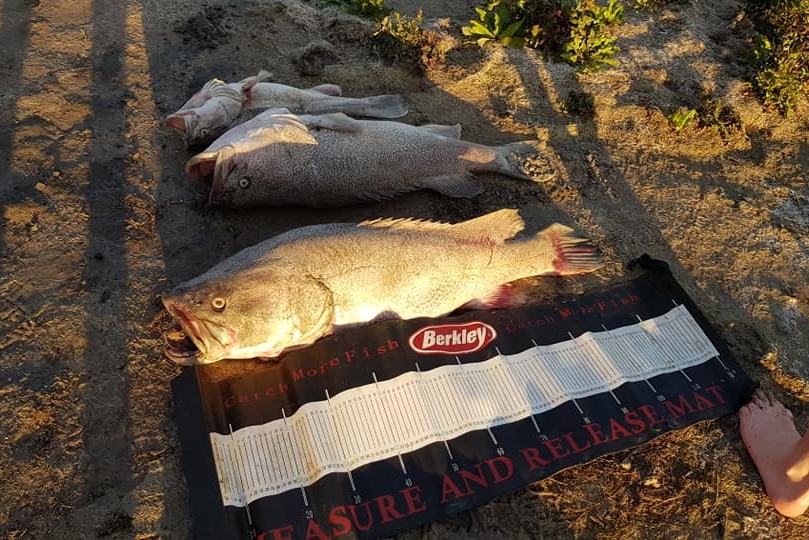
[[161, 209, 603, 365], [184, 109, 537, 207], [165, 70, 408, 147]]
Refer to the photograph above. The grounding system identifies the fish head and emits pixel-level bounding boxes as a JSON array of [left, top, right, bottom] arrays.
[[161, 267, 334, 364], [206, 147, 261, 207], [166, 109, 235, 149], [183, 145, 248, 206], [166, 79, 245, 147]]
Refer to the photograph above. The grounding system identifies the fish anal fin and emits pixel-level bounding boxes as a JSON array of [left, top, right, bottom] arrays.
[[541, 224, 604, 275], [418, 173, 483, 199]]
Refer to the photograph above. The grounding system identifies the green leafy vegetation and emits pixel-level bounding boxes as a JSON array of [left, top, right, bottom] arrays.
[[322, 0, 390, 20], [667, 107, 697, 131], [632, 0, 677, 11], [698, 98, 743, 140], [373, 10, 450, 70], [461, 0, 625, 71], [744, 0, 809, 114], [461, 1, 526, 47], [562, 0, 625, 71]]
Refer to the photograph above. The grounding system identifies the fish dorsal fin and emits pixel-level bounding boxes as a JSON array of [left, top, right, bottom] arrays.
[[359, 209, 525, 243], [195, 78, 241, 103], [300, 113, 362, 133], [239, 69, 273, 90]]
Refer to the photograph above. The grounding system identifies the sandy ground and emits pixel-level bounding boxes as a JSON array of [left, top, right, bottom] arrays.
[[1, 0, 808, 538]]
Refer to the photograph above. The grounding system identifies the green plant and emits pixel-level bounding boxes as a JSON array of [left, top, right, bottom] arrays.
[[514, 0, 574, 53], [698, 99, 743, 140], [633, 0, 671, 11], [743, 0, 809, 114], [667, 107, 697, 131], [373, 10, 449, 70], [561, 0, 625, 72], [560, 90, 596, 117], [461, 0, 526, 48], [322, 0, 390, 20]]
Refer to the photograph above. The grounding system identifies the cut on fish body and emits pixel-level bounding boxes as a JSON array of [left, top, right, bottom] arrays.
[[161, 209, 604, 365], [165, 70, 408, 147], [184, 109, 539, 208]]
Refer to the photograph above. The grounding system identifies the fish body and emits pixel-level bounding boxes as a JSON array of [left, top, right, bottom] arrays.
[[161, 209, 603, 365], [185, 109, 535, 207], [165, 70, 408, 147]]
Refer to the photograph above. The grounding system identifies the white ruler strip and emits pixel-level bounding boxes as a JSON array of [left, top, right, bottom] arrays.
[[211, 305, 718, 507]]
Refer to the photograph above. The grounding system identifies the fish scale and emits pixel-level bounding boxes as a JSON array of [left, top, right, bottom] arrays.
[[161, 209, 604, 365], [185, 110, 538, 208]]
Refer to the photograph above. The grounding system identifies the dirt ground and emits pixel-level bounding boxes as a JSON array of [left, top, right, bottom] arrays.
[[1, 0, 808, 538]]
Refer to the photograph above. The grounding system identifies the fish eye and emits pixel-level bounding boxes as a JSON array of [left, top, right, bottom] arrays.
[[200, 128, 210, 137], [238, 177, 251, 189], [211, 297, 227, 312]]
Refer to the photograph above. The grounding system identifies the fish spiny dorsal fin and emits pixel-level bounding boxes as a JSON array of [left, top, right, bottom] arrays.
[[359, 216, 456, 232], [207, 81, 241, 102], [359, 209, 525, 243], [200, 77, 227, 95]]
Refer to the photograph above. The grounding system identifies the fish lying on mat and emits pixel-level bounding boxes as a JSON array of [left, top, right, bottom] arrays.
[[161, 209, 604, 365], [165, 70, 408, 147], [185, 108, 538, 207]]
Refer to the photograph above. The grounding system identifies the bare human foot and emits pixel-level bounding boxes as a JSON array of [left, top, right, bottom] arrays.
[[739, 389, 809, 517]]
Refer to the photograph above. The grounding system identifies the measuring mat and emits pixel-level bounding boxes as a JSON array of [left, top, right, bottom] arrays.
[[172, 258, 756, 539]]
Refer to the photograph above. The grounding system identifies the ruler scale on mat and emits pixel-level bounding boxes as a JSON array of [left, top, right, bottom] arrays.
[[172, 260, 757, 540]]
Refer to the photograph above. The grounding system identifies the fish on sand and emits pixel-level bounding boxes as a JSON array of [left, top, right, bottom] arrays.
[[161, 209, 604, 365], [185, 108, 539, 208], [165, 70, 408, 147]]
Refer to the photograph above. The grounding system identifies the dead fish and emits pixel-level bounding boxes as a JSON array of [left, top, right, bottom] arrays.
[[165, 70, 408, 147], [184, 109, 537, 208], [161, 209, 603, 365]]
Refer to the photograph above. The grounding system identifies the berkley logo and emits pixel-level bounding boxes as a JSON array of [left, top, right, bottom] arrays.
[[409, 321, 497, 355]]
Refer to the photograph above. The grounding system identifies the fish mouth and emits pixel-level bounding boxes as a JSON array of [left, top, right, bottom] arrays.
[[161, 298, 233, 365]]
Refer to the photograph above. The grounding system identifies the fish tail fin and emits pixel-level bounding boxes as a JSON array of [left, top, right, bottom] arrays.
[[534, 224, 604, 276], [494, 140, 542, 180], [354, 94, 409, 118]]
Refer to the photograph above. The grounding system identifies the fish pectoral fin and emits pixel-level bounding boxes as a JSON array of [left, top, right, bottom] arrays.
[[460, 284, 525, 311], [418, 174, 484, 199], [300, 113, 362, 133], [290, 276, 334, 347], [185, 151, 219, 183], [537, 224, 604, 275], [308, 83, 342, 96], [418, 123, 462, 139]]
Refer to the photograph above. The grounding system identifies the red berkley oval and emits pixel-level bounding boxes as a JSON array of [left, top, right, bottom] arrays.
[[409, 321, 497, 355]]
